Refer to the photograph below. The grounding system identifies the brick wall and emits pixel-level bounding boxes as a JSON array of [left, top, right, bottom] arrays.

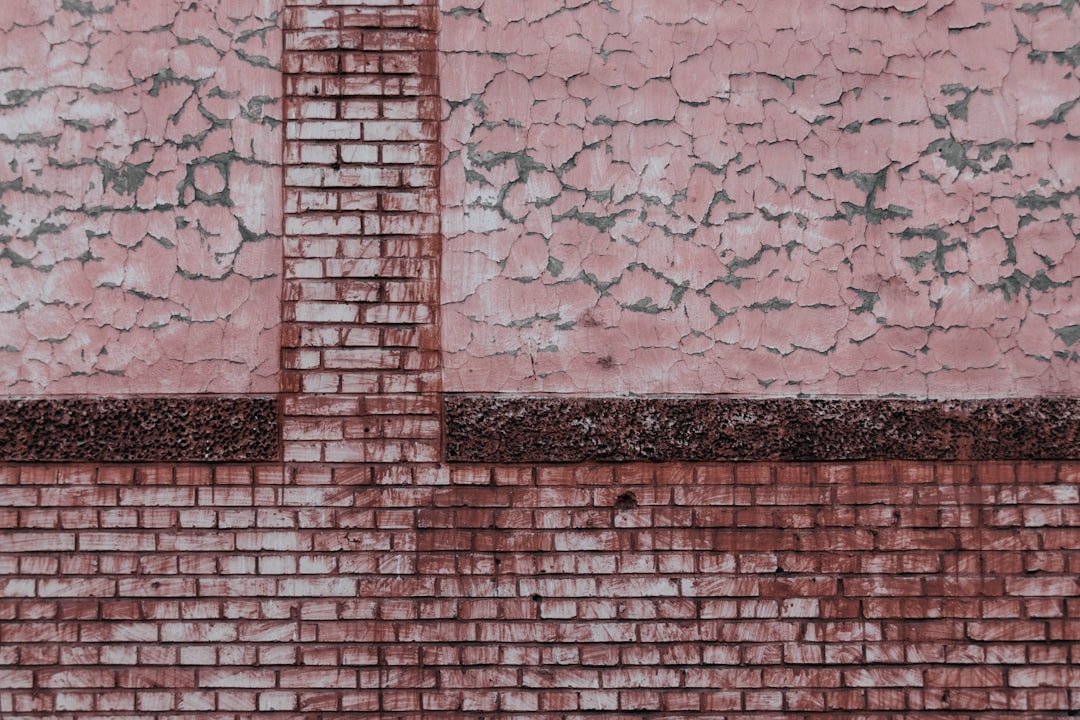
[[3, 0, 1080, 718], [2, 461, 1079, 718]]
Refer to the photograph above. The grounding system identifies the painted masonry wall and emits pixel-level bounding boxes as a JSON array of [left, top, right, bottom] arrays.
[[3, 1, 1080, 720], [0, 0, 282, 395], [441, 0, 1080, 397]]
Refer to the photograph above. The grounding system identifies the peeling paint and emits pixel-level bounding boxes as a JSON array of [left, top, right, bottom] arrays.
[[0, 0, 282, 394], [440, 0, 1080, 398]]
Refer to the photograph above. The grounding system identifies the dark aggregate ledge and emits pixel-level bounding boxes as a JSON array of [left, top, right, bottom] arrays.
[[0, 396, 280, 462], [445, 395, 1080, 462]]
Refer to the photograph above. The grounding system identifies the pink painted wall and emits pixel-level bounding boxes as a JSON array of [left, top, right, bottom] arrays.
[[440, 0, 1080, 397], [0, 0, 282, 395]]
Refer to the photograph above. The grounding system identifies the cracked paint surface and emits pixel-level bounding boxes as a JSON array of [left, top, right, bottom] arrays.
[[440, 0, 1080, 397], [0, 0, 281, 394]]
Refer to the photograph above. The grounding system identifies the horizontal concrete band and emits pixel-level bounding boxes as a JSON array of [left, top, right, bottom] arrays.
[[445, 395, 1080, 463], [0, 397, 280, 463]]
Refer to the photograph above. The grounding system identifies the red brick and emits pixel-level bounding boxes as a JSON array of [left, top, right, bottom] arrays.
[[925, 667, 1005, 688], [1009, 666, 1080, 687], [1005, 576, 1080, 596], [37, 669, 117, 688], [38, 578, 115, 598], [0, 531, 76, 552], [967, 621, 1047, 642], [844, 668, 924, 688]]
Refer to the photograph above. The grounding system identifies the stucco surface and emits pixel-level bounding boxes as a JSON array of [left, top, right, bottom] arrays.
[[0, 0, 282, 394], [440, 0, 1080, 397]]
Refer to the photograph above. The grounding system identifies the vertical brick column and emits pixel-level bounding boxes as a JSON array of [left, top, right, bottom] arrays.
[[281, 0, 441, 463]]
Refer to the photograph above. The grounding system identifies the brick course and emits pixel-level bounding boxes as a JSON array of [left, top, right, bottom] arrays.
[[2, 461, 1080, 718]]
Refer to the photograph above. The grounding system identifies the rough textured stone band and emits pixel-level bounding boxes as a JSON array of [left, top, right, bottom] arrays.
[[0, 397, 280, 462], [445, 396, 1080, 462]]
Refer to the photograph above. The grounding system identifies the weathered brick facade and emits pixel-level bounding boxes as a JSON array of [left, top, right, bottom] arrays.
[[3, 461, 1080, 717], [3, 0, 1080, 718]]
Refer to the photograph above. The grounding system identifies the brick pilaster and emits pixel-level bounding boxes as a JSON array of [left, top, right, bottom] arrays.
[[281, 0, 441, 463]]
